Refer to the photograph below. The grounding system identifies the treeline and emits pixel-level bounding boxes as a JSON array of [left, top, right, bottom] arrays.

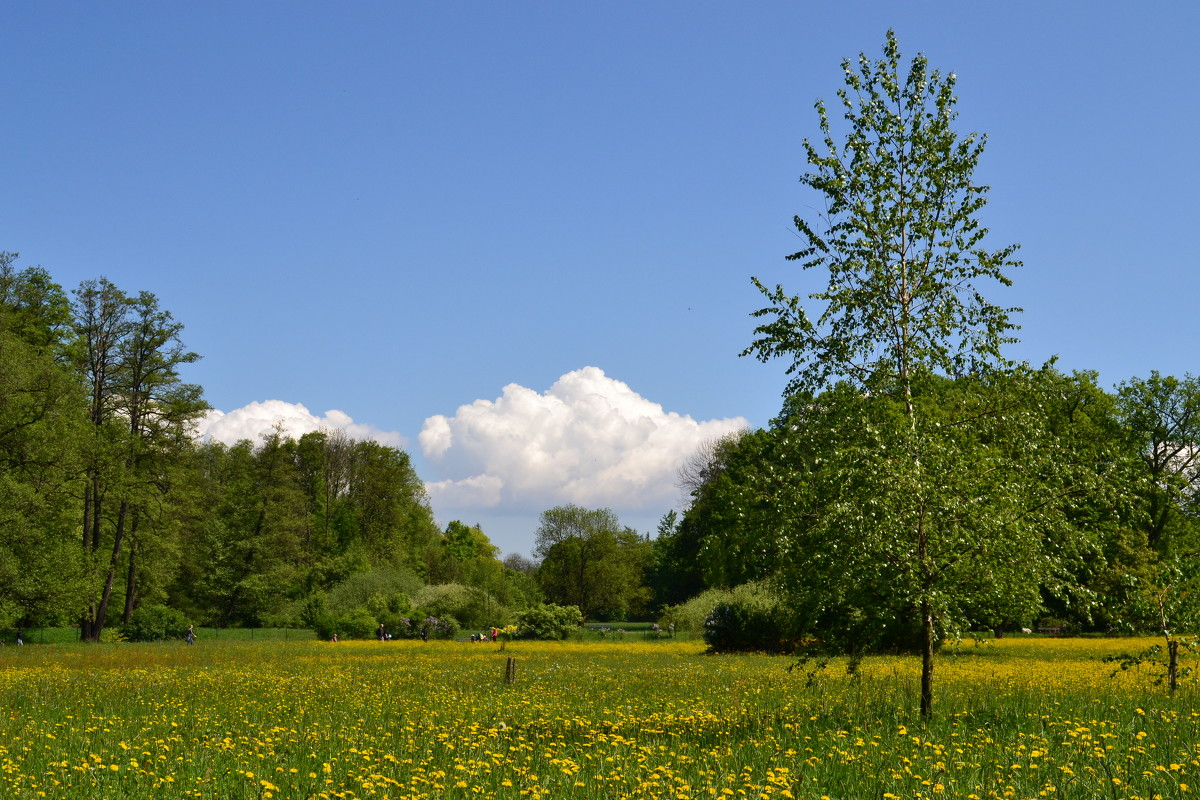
[[0, 253, 549, 640], [650, 368, 1200, 647], [5, 250, 1199, 649], [0, 251, 659, 642]]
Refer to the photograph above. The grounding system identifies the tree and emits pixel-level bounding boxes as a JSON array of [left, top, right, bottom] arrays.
[[501, 552, 544, 608], [72, 277, 135, 640], [647, 510, 698, 610], [345, 438, 442, 575], [0, 252, 73, 352], [0, 257, 86, 624], [1116, 372, 1200, 553], [70, 279, 206, 640], [206, 432, 310, 626], [683, 430, 785, 590], [172, 430, 445, 625], [437, 521, 496, 574], [745, 30, 1020, 402], [1106, 373, 1200, 646], [295, 430, 355, 563], [648, 431, 784, 611], [742, 31, 1039, 717], [112, 290, 207, 622], [431, 520, 512, 617], [1027, 368, 1143, 633], [533, 505, 650, 621]]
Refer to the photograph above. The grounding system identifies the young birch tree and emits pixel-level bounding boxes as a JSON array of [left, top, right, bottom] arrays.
[[744, 31, 1035, 718]]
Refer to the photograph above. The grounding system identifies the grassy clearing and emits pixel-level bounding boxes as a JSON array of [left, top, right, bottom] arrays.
[[0, 637, 1196, 799], [1, 627, 315, 645]]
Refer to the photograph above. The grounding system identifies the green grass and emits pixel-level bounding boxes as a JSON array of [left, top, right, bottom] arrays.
[[579, 621, 691, 642], [0, 636, 1196, 799], [3, 626, 315, 644], [0, 626, 79, 645], [187, 627, 315, 642]]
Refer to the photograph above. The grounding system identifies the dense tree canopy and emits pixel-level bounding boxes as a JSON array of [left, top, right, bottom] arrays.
[[0, 253, 86, 624]]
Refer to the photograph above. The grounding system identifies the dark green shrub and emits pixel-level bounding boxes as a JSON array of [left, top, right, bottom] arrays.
[[313, 615, 338, 641], [339, 607, 378, 640], [312, 606, 378, 641], [122, 605, 189, 642], [703, 597, 796, 653], [300, 593, 329, 630]]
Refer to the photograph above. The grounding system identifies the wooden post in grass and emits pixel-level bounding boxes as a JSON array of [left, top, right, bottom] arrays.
[[1169, 640, 1179, 696], [504, 657, 516, 685]]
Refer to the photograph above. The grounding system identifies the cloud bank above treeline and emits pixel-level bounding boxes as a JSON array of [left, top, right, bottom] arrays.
[[195, 400, 407, 449], [419, 367, 747, 514], [195, 367, 748, 520]]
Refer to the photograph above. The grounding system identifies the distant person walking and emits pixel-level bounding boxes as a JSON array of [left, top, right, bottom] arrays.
[[186, 625, 196, 645]]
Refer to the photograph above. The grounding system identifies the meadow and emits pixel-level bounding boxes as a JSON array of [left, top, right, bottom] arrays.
[[0, 636, 1197, 800]]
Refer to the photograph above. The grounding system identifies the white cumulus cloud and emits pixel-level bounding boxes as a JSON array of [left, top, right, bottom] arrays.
[[419, 367, 748, 515], [195, 400, 406, 448]]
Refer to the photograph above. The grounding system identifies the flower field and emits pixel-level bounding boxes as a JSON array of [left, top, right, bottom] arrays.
[[0, 637, 1197, 799]]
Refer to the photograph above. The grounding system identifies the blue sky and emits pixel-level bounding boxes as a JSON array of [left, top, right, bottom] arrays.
[[5, 3, 1198, 556]]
